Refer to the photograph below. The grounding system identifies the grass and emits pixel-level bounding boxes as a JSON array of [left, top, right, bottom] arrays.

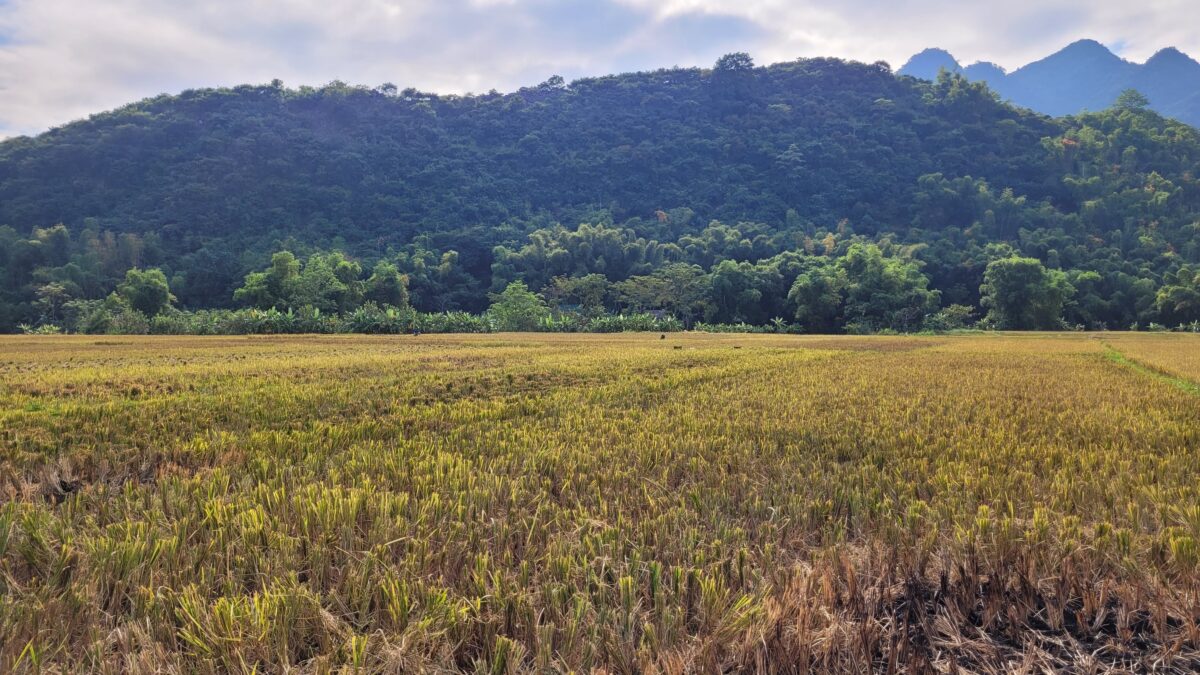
[[1103, 344, 1200, 397], [1, 332, 1199, 672], [1103, 333, 1200, 389]]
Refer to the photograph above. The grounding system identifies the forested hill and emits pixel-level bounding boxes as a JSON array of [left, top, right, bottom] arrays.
[[2, 55, 1200, 332], [1, 58, 1059, 244]]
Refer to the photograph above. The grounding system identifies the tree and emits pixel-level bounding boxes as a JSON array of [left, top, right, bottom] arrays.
[[615, 264, 712, 326], [33, 225, 71, 266], [712, 53, 757, 106], [787, 245, 939, 333], [1, 62, 1199, 333], [923, 304, 975, 332], [837, 244, 940, 333], [979, 257, 1074, 330], [397, 246, 480, 312], [232, 250, 366, 312], [490, 223, 665, 293], [487, 281, 550, 331], [34, 282, 71, 326], [545, 274, 611, 316], [1155, 265, 1200, 326], [286, 254, 349, 312], [707, 259, 780, 324], [538, 75, 566, 90], [326, 252, 365, 312], [1114, 89, 1151, 112], [234, 251, 299, 309], [1064, 269, 1107, 329], [116, 267, 174, 316], [788, 263, 845, 332], [714, 53, 754, 73], [73, 293, 150, 335], [232, 272, 275, 309], [364, 260, 410, 308], [652, 263, 713, 326]]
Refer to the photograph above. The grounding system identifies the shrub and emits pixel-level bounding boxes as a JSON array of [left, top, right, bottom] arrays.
[[586, 313, 684, 333], [923, 304, 977, 332]]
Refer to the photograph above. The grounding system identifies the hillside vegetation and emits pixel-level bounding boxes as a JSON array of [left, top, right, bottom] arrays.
[[1, 56, 1199, 332]]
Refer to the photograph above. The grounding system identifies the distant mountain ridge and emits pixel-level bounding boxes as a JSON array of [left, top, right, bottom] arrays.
[[899, 40, 1200, 126]]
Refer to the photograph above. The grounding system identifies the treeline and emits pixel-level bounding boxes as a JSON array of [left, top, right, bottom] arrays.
[[2, 57, 1200, 333], [17, 232, 1200, 335]]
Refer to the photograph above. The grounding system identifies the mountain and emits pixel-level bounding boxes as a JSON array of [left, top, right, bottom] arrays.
[[1141, 48, 1200, 123], [897, 48, 962, 81], [961, 62, 1006, 87], [900, 40, 1200, 126], [0, 55, 1198, 331]]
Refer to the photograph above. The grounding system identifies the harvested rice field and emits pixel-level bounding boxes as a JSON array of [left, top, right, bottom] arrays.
[[1, 333, 1199, 673]]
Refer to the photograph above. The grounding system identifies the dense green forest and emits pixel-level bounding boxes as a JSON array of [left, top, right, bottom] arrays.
[[1, 55, 1199, 333]]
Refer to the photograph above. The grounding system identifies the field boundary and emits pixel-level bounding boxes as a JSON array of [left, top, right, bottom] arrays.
[[1102, 342, 1200, 396]]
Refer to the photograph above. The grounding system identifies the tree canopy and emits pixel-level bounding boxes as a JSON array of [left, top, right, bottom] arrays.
[[1, 56, 1199, 333], [980, 257, 1074, 330]]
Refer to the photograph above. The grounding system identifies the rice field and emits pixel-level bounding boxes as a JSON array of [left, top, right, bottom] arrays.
[[1, 332, 1199, 673]]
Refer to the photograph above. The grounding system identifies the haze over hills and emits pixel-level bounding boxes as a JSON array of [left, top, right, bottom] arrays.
[[899, 40, 1200, 127]]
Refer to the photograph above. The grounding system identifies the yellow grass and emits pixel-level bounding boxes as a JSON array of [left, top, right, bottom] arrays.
[[1103, 332, 1200, 383], [1, 333, 1199, 672]]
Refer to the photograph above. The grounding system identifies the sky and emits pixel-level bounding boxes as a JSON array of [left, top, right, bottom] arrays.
[[0, 0, 1196, 137]]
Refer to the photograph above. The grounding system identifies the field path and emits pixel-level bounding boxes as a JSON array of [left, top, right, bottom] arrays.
[[1101, 336, 1200, 396]]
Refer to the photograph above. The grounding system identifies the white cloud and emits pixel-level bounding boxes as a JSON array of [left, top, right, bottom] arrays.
[[615, 0, 1200, 66], [0, 0, 1195, 137]]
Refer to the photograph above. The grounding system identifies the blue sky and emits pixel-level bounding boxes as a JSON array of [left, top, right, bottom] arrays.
[[0, 0, 1196, 137]]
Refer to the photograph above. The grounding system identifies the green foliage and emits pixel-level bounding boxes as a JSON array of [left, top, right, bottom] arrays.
[[234, 251, 300, 310], [615, 263, 712, 327], [582, 312, 683, 333], [1155, 265, 1200, 325], [286, 253, 353, 313], [787, 264, 846, 333], [116, 267, 174, 316], [714, 52, 755, 73], [0, 61, 1197, 333], [544, 274, 611, 317], [923, 304, 977, 332], [17, 322, 62, 335], [33, 282, 70, 325], [487, 281, 551, 331], [838, 244, 940, 333], [1115, 89, 1151, 112], [364, 260, 410, 308], [980, 257, 1074, 329], [491, 223, 673, 293], [708, 260, 779, 324], [71, 294, 152, 335], [788, 244, 938, 333], [693, 322, 788, 333]]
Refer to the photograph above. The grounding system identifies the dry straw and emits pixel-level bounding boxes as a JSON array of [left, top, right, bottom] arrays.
[[1, 333, 1198, 672]]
